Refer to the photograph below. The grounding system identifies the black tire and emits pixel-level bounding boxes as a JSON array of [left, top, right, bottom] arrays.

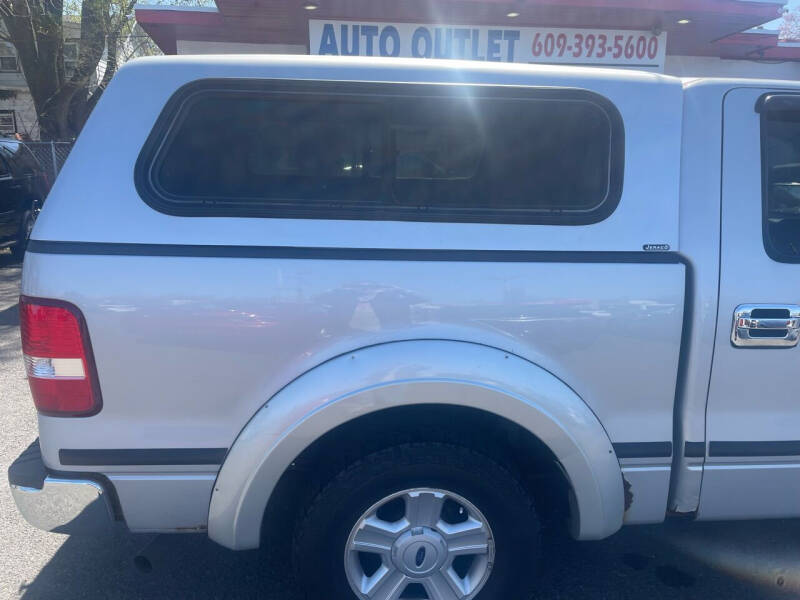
[[293, 443, 540, 600], [10, 209, 35, 260]]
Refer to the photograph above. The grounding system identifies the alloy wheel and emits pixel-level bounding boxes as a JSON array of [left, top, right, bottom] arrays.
[[344, 488, 495, 600]]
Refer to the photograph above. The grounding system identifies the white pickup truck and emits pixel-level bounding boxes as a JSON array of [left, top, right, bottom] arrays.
[[8, 55, 800, 600]]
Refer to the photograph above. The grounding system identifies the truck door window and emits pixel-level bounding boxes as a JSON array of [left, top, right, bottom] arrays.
[[761, 94, 800, 262], [137, 80, 623, 225]]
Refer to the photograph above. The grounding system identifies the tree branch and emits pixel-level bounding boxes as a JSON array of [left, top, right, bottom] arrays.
[[84, 29, 115, 113], [68, 0, 106, 85]]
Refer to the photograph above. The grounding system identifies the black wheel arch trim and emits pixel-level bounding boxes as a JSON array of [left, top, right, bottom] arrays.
[[59, 448, 228, 466]]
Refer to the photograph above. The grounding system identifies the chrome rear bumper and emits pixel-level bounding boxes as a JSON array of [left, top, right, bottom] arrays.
[[8, 440, 115, 534]]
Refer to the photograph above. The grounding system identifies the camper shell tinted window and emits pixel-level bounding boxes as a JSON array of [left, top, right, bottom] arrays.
[[136, 80, 624, 225]]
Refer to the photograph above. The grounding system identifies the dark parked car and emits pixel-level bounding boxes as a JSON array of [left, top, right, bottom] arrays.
[[0, 139, 49, 259]]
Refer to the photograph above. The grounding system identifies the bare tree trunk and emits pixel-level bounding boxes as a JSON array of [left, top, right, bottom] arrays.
[[2, 0, 64, 139], [76, 0, 134, 132], [81, 31, 117, 120], [39, 0, 109, 138]]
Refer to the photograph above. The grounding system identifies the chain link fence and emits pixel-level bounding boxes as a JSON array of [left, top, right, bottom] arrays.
[[24, 142, 74, 182]]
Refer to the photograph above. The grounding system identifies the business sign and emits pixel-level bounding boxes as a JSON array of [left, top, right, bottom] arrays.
[[309, 20, 667, 72]]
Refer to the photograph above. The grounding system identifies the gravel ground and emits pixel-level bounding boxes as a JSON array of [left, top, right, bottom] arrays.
[[2, 249, 800, 599]]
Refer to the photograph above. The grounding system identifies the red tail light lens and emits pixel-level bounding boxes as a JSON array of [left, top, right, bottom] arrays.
[[19, 296, 102, 417]]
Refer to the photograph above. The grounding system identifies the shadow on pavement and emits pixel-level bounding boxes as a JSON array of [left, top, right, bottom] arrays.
[[17, 530, 299, 600], [0, 302, 19, 326], [15, 519, 800, 599]]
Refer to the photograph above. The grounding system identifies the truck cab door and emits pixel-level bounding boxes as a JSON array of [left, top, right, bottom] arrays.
[[701, 87, 800, 520]]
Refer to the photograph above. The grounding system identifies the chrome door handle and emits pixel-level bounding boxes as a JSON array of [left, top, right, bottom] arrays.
[[732, 304, 800, 347]]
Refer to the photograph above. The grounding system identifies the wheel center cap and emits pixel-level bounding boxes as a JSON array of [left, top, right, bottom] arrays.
[[391, 527, 447, 577]]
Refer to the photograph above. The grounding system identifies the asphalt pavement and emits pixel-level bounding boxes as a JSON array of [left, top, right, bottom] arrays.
[[2, 248, 800, 599]]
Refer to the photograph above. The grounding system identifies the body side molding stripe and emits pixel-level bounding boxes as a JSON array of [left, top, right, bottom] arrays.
[[613, 441, 673, 459], [709, 441, 800, 457], [59, 448, 228, 466], [684, 441, 706, 458], [27, 240, 682, 264], [62, 443, 678, 464]]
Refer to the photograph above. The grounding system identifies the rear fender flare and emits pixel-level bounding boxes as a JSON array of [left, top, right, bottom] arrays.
[[207, 340, 624, 549]]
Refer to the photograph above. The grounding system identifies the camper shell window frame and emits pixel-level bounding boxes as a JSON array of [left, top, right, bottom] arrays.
[[135, 78, 625, 226]]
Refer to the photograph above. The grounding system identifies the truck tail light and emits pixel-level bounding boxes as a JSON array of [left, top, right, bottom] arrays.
[[19, 296, 102, 417]]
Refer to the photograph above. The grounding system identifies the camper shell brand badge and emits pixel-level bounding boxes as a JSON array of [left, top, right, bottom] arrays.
[[643, 244, 670, 252]]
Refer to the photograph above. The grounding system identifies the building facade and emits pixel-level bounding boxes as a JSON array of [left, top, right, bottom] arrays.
[[0, 20, 85, 140], [135, 0, 800, 78], [0, 39, 35, 138]]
